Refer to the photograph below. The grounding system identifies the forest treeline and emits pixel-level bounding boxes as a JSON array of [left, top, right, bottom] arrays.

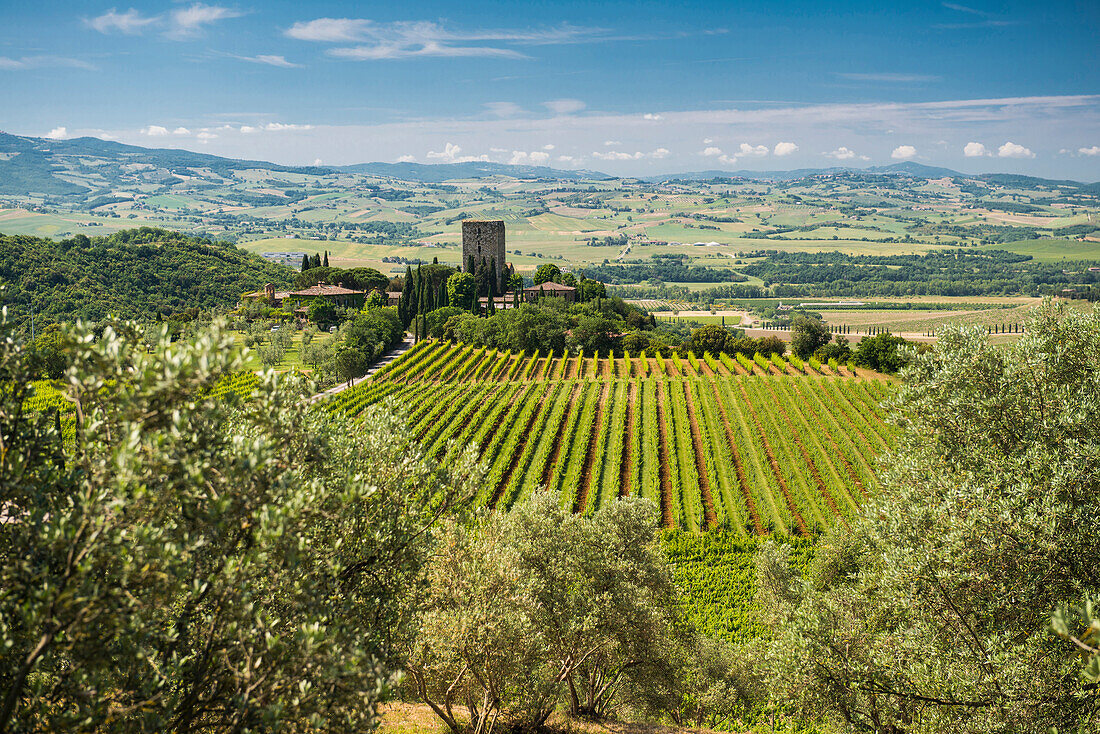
[[738, 248, 1100, 296], [0, 228, 291, 330]]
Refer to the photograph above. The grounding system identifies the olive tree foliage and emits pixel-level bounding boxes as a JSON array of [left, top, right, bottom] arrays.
[[757, 301, 1100, 734], [405, 494, 681, 733], [0, 317, 480, 733], [1051, 595, 1100, 684], [789, 315, 831, 360]]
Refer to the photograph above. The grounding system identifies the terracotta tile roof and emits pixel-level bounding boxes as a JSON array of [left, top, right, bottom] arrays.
[[289, 284, 364, 297], [524, 281, 576, 292], [242, 290, 292, 300]]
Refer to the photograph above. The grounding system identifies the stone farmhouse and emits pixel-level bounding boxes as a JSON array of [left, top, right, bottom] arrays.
[[241, 282, 367, 314]]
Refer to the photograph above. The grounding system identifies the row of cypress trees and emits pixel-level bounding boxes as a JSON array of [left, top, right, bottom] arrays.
[[300, 251, 329, 271], [398, 263, 450, 339]]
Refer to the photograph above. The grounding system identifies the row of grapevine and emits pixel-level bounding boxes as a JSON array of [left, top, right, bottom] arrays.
[[371, 341, 896, 385]]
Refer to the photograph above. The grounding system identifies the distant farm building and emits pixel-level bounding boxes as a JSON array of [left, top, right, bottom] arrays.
[[260, 251, 307, 267], [524, 281, 577, 303], [242, 282, 368, 310]]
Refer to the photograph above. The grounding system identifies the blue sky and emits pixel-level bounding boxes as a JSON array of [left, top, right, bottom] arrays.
[[2, 0, 1098, 178]]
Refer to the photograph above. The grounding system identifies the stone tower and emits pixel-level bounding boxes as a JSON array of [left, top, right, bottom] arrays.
[[462, 220, 506, 291]]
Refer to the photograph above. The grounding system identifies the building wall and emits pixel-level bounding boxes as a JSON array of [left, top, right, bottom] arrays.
[[461, 220, 506, 289]]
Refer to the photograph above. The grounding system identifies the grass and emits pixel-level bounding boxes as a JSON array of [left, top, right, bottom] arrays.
[[816, 304, 1044, 334], [379, 702, 725, 734], [233, 330, 314, 372], [982, 238, 1100, 262]]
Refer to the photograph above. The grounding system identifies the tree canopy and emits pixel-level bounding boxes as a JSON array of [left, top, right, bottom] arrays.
[[757, 301, 1100, 733], [0, 318, 478, 732], [0, 228, 293, 331]]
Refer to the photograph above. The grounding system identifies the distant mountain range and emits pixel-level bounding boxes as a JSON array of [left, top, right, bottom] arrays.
[[643, 161, 968, 182], [0, 132, 1094, 197], [340, 160, 609, 182]]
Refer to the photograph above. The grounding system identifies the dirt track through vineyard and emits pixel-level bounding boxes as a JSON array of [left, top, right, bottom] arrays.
[[682, 381, 717, 529], [619, 380, 636, 497], [654, 381, 675, 528], [491, 384, 555, 509], [736, 382, 809, 535], [541, 382, 582, 487], [576, 381, 611, 513], [709, 381, 765, 534]]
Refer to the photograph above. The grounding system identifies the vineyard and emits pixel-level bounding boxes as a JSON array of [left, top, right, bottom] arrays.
[[323, 340, 898, 535]]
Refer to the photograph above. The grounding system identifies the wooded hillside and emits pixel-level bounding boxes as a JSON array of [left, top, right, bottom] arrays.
[[0, 227, 293, 329]]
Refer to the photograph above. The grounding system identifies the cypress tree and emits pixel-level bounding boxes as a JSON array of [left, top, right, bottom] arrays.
[[311, 253, 322, 269], [488, 258, 498, 299], [301, 254, 310, 271], [323, 250, 329, 268], [418, 274, 428, 318], [412, 264, 423, 318], [467, 254, 475, 274], [399, 265, 414, 327], [475, 260, 488, 303]]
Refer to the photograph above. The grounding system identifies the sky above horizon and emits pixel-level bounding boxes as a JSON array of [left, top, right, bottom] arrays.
[[2, 0, 1098, 178]]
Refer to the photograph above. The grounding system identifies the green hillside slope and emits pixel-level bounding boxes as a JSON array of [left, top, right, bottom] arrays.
[[0, 227, 293, 329]]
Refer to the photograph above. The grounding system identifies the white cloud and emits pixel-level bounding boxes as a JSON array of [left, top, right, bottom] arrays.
[[963, 141, 989, 157], [330, 42, 523, 60], [485, 102, 524, 118], [717, 154, 738, 165], [44, 126, 68, 140], [509, 150, 551, 165], [836, 72, 940, 83], [643, 113, 663, 120], [240, 54, 301, 68], [592, 149, 667, 161], [166, 3, 243, 40], [196, 131, 217, 143], [543, 98, 585, 115], [557, 155, 578, 164], [824, 146, 857, 160], [593, 150, 644, 161], [292, 18, 601, 60], [286, 18, 373, 42], [0, 55, 95, 71], [426, 142, 489, 163], [603, 140, 621, 146], [542, 143, 555, 150], [702, 137, 713, 144], [89, 4, 240, 39], [702, 146, 723, 157], [1080, 146, 1100, 156], [736, 143, 769, 158], [141, 125, 170, 136], [773, 141, 798, 156], [997, 141, 1035, 158], [891, 145, 917, 159], [264, 122, 312, 131], [287, 18, 604, 60], [313, 158, 323, 166], [397, 154, 416, 162], [240, 125, 258, 134], [172, 127, 190, 135], [86, 8, 159, 34]]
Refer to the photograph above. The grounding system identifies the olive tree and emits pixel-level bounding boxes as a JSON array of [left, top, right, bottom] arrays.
[[0, 317, 480, 733], [406, 494, 680, 732], [789, 315, 831, 360], [758, 301, 1100, 733]]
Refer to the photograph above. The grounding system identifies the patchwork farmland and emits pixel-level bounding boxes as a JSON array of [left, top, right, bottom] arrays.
[[322, 340, 896, 534]]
